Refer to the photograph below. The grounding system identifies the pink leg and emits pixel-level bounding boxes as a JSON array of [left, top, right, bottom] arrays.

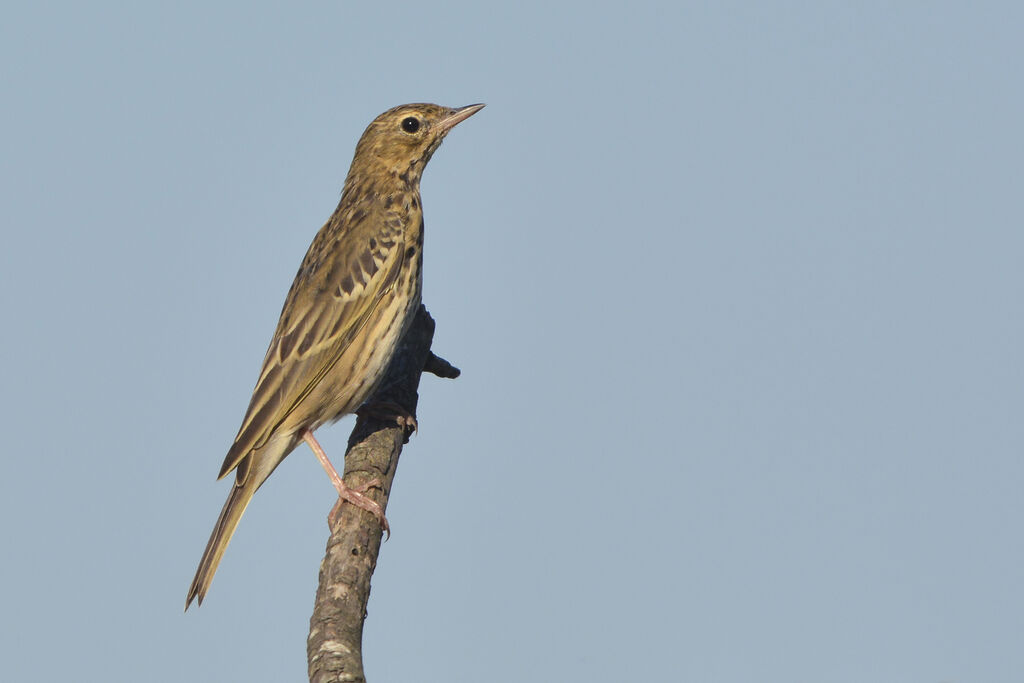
[[302, 429, 390, 538]]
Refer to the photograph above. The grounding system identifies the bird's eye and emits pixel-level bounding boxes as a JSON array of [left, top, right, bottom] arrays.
[[401, 117, 421, 133]]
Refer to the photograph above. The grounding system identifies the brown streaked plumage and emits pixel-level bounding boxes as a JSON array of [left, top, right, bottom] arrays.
[[186, 102, 484, 609]]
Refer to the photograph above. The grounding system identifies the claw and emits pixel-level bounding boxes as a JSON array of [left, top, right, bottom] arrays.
[[304, 429, 390, 538], [357, 401, 418, 433]]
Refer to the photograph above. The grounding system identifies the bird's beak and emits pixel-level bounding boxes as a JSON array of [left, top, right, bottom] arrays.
[[436, 103, 485, 133]]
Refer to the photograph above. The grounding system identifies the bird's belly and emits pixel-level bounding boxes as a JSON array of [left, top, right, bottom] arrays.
[[307, 272, 422, 427]]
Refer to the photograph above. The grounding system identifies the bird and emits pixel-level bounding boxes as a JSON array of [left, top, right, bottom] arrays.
[[186, 102, 484, 609]]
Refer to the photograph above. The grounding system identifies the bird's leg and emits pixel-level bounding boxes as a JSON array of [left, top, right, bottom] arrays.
[[302, 429, 390, 538], [356, 401, 418, 433]]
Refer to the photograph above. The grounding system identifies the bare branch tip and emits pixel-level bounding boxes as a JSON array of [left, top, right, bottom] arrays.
[[424, 351, 461, 379]]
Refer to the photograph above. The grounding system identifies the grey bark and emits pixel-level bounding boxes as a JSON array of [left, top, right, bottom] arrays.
[[307, 306, 458, 682]]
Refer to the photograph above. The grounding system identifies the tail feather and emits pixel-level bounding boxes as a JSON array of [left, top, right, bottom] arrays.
[[187, 435, 295, 610], [185, 480, 256, 610]]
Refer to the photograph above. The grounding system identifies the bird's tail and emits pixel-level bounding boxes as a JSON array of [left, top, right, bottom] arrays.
[[186, 436, 294, 609], [185, 478, 256, 610]]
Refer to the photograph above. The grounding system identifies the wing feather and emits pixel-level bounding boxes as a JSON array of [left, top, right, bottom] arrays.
[[218, 210, 406, 480]]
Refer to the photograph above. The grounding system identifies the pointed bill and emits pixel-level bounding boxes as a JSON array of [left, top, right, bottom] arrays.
[[436, 103, 485, 133]]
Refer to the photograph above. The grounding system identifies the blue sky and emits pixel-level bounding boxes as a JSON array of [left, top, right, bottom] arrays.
[[2, 2, 1022, 681]]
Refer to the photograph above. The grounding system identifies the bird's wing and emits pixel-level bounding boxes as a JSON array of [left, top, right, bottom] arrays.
[[218, 210, 407, 480]]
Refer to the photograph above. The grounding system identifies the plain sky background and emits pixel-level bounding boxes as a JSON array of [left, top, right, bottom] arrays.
[[2, 2, 1021, 681]]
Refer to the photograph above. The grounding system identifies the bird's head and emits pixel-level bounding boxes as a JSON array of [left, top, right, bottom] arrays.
[[347, 103, 485, 189]]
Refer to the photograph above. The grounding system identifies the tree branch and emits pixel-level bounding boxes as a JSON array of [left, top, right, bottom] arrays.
[[307, 305, 456, 682]]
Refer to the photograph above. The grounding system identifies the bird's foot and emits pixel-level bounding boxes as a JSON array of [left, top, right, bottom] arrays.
[[303, 428, 390, 539], [328, 478, 390, 539], [357, 401, 418, 433]]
